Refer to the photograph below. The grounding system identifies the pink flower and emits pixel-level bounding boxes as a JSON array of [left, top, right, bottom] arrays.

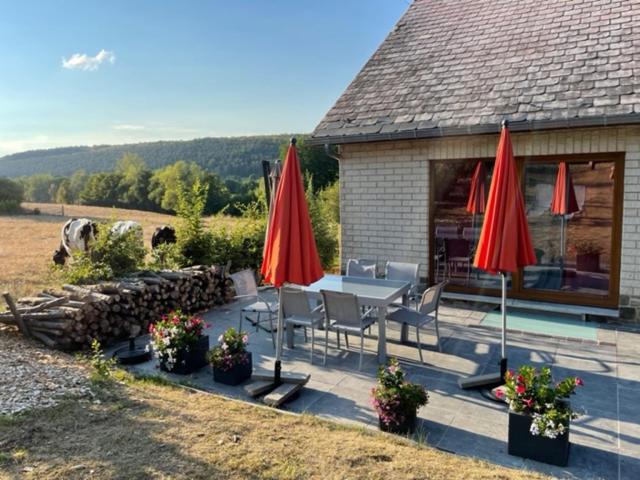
[[516, 384, 526, 395], [575, 377, 584, 386], [494, 389, 505, 399], [523, 397, 534, 408], [242, 335, 249, 344], [388, 365, 398, 374]]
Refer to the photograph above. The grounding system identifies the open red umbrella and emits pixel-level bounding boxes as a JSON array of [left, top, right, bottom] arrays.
[[550, 162, 579, 260], [259, 137, 323, 400], [460, 121, 536, 390], [466, 161, 486, 247]]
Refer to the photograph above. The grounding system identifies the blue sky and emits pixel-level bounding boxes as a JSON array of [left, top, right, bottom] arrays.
[[0, 0, 408, 156]]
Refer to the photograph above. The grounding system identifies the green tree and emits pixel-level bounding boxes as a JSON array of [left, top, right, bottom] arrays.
[[203, 172, 231, 214], [79, 172, 125, 207], [19, 174, 57, 202], [0, 177, 24, 213], [148, 160, 204, 212], [175, 179, 215, 266], [305, 176, 339, 269], [115, 153, 152, 209]]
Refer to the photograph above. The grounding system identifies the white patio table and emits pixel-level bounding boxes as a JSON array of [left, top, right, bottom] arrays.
[[290, 274, 411, 364]]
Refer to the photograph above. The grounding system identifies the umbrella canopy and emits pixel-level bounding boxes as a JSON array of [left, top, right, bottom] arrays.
[[261, 139, 324, 287], [474, 124, 536, 274], [466, 161, 487, 215], [473, 121, 536, 383], [550, 162, 579, 216]]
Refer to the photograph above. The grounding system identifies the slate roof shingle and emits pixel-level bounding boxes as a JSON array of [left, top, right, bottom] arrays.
[[311, 0, 640, 144]]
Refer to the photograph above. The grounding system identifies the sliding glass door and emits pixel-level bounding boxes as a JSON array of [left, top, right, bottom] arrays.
[[429, 153, 623, 308]]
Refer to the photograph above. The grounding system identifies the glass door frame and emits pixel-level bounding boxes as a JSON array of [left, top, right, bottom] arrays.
[[428, 152, 625, 309]]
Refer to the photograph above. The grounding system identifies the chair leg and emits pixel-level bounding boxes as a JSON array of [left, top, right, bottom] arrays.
[[336, 330, 341, 350], [304, 327, 308, 343], [239, 310, 243, 332], [416, 326, 424, 364], [255, 312, 260, 332], [434, 315, 442, 353], [359, 332, 364, 371], [344, 332, 349, 349], [310, 327, 315, 364], [324, 327, 328, 365]]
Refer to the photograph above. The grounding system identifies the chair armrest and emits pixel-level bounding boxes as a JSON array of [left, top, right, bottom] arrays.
[[234, 294, 255, 300], [361, 307, 377, 319], [388, 303, 413, 313], [257, 285, 276, 292]]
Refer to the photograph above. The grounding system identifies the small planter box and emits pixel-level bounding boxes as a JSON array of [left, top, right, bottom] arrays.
[[213, 352, 252, 385], [160, 335, 209, 375], [508, 410, 570, 466], [379, 409, 417, 435]]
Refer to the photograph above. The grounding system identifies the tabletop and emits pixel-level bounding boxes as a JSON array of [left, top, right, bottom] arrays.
[[300, 274, 410, 306]]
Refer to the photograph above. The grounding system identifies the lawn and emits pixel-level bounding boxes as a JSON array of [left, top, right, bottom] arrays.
[[0, 373, 547, 480]]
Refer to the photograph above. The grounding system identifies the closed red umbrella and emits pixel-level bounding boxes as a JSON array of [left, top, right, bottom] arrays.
[[461, 121, 536, 391], [261, 137, 323, 387], [466, 161, 486, 248], [550, 162, 579, 260], [466, 161, 486, 215]]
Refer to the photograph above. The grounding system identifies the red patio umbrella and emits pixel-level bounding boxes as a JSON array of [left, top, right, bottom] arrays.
[[466, 161, 486, 247], [261, 137, 324, 390], [460, 121, 536, 390], [550, 162, 579, 260]]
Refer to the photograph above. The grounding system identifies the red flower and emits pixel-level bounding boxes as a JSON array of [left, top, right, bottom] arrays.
[[575, 377, 584, 386], [516, 375, 525, 385], [516, 384, 526, 395], [494, 389, 505, 399]]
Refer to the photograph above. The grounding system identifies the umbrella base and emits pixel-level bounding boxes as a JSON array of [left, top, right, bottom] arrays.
[[244, 370, 310, 407], [458, 371, 503, 390]]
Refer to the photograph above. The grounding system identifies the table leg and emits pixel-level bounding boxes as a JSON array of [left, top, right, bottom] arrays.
[[286, 322, 295, 349], [400, 294, 409, 343], [377, 305, 387, 364]]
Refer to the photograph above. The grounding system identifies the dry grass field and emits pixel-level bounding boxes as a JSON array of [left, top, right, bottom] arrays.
[[0, 374, 547, 480], [0, 202, 237, 301]]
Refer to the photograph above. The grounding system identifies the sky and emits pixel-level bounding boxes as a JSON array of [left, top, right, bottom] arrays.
[[0, 0, 408, 156]]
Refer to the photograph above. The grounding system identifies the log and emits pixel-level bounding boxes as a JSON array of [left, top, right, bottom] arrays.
[[3, 292, 31, 338], [17, 297, 67, 314]]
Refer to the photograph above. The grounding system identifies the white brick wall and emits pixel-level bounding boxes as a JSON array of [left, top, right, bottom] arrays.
[[339, 126, 640, 318]]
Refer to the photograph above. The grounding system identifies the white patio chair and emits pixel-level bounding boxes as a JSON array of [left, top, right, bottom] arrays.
[[229, 269, 277, 348], [320, 290, 375, 370], [281, 286, 324, 364], [346, 258, 377, 278], [385, 282, 446, 363]]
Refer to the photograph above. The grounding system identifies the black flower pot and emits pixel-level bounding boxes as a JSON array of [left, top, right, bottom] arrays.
[[508, 410, 570, 466], [213, 352, 252, 385], [379, 409, 417, 435], [160, 335, 209, 375]]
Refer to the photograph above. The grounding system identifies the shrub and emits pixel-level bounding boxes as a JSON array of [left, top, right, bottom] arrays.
[[175, 179, 216, 266], [56, 221, 146, 284], [306, 178, 339, 270], [207, 328, 250, 372], [209, 215, 266, 272], [0, 177, 23, 214], [147, 242, 184, 270]]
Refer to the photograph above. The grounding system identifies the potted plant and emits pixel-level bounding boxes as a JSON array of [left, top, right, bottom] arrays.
[[574, 239, 603, 272], [498, 365, 583, 466], [370, 358, 428, 435], [208, 328, 252, 385], [149, 310, 210, 375]]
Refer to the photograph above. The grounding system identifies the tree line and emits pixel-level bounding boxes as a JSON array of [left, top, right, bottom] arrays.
[[4, 138, 338, 217]]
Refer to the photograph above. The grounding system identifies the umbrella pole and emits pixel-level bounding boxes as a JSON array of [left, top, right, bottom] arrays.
[[274, 287, 284, 386], [499, 272, 507, 380]]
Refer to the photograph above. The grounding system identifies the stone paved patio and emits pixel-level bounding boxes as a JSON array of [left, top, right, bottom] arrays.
[[124, 295, 640, 480]]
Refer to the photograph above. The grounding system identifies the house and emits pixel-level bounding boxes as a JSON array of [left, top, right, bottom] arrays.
[[309, 0, 640, 321]]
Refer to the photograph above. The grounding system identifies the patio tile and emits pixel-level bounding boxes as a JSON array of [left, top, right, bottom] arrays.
[[120, 298, 629, 480]]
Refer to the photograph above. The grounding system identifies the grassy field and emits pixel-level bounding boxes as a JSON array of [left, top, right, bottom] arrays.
[[0, 202, 236, 300], [0, 373, 546, 480]]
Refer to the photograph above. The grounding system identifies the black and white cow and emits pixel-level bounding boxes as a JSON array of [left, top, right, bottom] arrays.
[[151, 225, 177, 249], [110, 220, 143, 240], [52, 218, 98, 265]]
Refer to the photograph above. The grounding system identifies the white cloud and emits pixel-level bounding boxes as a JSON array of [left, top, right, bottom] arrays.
[[113, 124, 146, 131], [62, 49, 115, 71]]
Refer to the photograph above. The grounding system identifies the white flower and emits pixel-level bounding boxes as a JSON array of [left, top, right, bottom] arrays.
[[218, 334, 223, 342]]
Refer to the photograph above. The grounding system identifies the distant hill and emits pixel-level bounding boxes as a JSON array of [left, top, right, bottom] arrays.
[[0, 135, 297, 178]]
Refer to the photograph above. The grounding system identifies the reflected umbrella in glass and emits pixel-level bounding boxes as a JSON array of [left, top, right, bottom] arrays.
[[466, 161, 486, 249], [550, 162, 580, 264]]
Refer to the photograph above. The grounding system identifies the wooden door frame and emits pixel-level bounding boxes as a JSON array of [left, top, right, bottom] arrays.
[[428, 152, 625, 309]]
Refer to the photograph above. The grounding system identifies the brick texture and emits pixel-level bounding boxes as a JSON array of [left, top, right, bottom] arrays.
[[339, 126, 640, 320]]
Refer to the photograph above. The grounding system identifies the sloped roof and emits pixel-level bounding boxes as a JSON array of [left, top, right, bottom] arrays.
[[311, 0, 640, 144]]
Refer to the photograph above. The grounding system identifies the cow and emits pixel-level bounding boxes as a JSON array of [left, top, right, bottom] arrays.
[[110, 220, 143, 240], [151, 225, 177, 250], [52, 218, 98, 266]]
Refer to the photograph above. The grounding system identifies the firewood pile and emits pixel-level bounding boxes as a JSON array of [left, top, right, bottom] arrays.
[[1, 265, 233, 350]]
